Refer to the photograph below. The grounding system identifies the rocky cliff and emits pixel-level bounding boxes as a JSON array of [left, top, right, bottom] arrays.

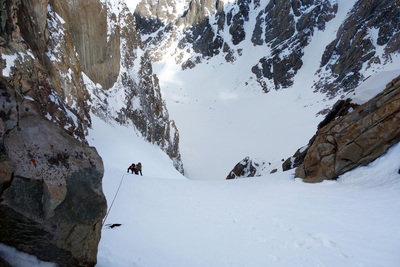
[[251, 0, 337, 91], [284, 75, 400, 183], [0, 0, 107, 265], [0, 80, 106, 265]]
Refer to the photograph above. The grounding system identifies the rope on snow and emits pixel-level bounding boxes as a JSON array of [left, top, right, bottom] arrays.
[[102, 173, 126, 227]]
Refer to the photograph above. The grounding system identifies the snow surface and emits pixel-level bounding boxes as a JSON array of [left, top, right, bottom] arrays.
[[0, 244, 56, 267], [348, 70, 400, 105], [1, 54, 18, 77], [89, 115, 400, 267]]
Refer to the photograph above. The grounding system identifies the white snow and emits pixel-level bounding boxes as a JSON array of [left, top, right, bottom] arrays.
[[347, 69, 400, 105], [89, 114, 400, 267], [1, 54, 18, 77]]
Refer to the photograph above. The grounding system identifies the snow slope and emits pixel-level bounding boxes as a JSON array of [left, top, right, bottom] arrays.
[[89, 115, 400, 267]]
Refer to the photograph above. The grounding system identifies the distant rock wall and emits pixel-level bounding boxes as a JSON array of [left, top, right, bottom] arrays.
[[53, 0, 121, 90], [292, 75, 400, 183], [315, 0, 400, 96], [136, 0, 399, 96], [251, 0, 337, 91], [89, 2, 184, 173], [135, 0, 338, 91]]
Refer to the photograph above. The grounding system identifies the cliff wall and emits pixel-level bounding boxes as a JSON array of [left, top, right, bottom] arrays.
[[0, 0, 108, 265]]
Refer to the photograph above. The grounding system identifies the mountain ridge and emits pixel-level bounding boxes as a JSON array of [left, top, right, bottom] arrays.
[[132, 0, 399, 96]]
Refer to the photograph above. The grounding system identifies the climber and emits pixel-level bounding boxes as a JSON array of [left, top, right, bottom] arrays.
[[127, 163, 135, 174], [136, 162, 143, 176]]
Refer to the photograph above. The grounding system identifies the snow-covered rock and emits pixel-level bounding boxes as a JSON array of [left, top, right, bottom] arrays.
[[226, 156, 269, 179]]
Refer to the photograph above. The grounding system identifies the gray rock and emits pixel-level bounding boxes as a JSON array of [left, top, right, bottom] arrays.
[[0, 1, 107, 263], [0, 155, 15, 194], [0, 81, 106, 266]]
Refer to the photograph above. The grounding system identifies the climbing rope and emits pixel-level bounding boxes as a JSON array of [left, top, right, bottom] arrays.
[[102, 173, 126, 227]]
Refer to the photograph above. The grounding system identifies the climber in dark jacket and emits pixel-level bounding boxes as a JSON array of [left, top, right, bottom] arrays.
[[127, 163, 135, 174]]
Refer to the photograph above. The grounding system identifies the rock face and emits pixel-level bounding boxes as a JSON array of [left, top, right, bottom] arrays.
[[1, 0, 184, 174], [0, 0, 111, 265], [315, 0, 400, 96], [251, 0, 337, 91], [227, 156, 258, 179], [136, 0, 339, 91], [282, 99, 360, 172], [0, 80, 106, 265], [292, 75, 400, 183], [54, 0, 121, 90]]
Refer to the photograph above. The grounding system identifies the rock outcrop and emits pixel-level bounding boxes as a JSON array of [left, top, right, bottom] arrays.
[[290, 75, 400, 183], [54, 0, 121, 90], [0, 0, 110, 265], [227, 156, 258, 179], [0, 79, 106, 265], [226, 157, 271, 179]]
